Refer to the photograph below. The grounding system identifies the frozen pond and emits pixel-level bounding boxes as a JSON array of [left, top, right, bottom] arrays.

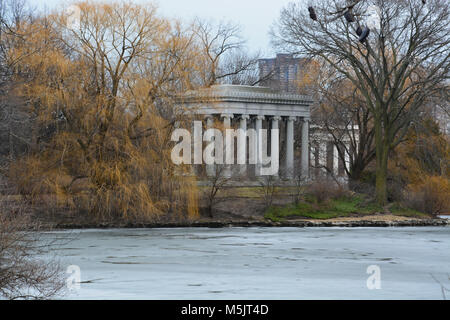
[[47, 227, 450, 299]]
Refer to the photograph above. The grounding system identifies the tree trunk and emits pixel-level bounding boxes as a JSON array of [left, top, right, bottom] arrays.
[[374, 116, 389, 205], [375, 150, 389, 205], [348, 161, 365, 181]]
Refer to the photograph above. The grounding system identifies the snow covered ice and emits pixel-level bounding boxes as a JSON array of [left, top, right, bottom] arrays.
[[42, 227, 450, 299]]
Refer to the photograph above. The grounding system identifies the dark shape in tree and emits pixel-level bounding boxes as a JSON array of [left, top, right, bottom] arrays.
[[308, 7, 317, 21], [358, 27, 370, 42], [344, 10, 355, 22], [356, 26, 362, 36]]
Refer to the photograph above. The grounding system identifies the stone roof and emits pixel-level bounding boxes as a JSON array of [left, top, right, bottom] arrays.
[[179, 84, 313, 106]]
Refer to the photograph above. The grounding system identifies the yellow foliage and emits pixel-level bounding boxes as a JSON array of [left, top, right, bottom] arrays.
[[390, 120, 450, 185], [8, 1, 203, 221], [405, 176, 450, 215], [389, 121, 450, 214]]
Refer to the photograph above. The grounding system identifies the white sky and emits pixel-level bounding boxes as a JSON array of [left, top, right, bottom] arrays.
[[32, 0, 302, 58]]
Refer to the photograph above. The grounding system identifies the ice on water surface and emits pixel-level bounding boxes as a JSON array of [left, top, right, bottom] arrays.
[[44, 227, 450, 299]]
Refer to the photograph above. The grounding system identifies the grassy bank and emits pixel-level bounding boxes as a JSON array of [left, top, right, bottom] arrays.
[[264, 195, 431, 222]]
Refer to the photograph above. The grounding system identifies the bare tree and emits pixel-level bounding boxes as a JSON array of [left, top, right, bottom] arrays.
[[219, 50, 269, 86], [193, 18, 268, 86], [0, 195, 65, 299], [203, 164, 233, 217], [258, 175, 279, 209], [314, 65, 375, 182], [292, 171, 307, 205], [272, 0, 450, 204], [430, 273, 450, 300]]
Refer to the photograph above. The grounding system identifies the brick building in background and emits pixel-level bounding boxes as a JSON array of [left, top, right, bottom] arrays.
[[258, 54, 312, 94]]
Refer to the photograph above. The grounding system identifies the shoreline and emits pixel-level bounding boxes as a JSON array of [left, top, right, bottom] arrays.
[[48, 217, 449, 230]]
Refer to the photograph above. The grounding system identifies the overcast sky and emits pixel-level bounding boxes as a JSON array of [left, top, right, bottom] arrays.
[[32, 0, 302, 58]]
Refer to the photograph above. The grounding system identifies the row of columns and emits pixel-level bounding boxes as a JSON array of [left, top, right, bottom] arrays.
[[313, 140, 351, 178], [203, 113, 310, 179]]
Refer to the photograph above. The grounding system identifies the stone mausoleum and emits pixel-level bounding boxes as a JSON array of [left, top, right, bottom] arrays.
[[177, 84, 353, 184]]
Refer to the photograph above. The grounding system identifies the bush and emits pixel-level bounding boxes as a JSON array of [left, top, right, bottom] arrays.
[[404, 176, 450, 216], [306, 179, 351, 204], [348, 179, 375, 196]]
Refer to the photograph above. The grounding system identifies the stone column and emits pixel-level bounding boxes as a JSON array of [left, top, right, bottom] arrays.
[[255, 115, 265, 176], [285, 116, 296, 179], [318, 141, 327, 176], [205, 115, 215, 177], [221, 113, 233, 178], [271, 116, 281, 177], [190, 120, 202, 176], [344, 142, 350, 177], [238, 114, 249, 176], [333, 144, 339, 177], [173, 120, 183, 176], [301, 117, 310, 180]]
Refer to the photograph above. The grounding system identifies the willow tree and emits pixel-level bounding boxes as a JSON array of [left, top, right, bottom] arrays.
[[272, 0, 450, 204], [8, 1, 201, 220]]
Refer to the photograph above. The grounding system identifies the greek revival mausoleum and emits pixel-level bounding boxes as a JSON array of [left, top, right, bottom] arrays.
[[177, 84, 314, 182]]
